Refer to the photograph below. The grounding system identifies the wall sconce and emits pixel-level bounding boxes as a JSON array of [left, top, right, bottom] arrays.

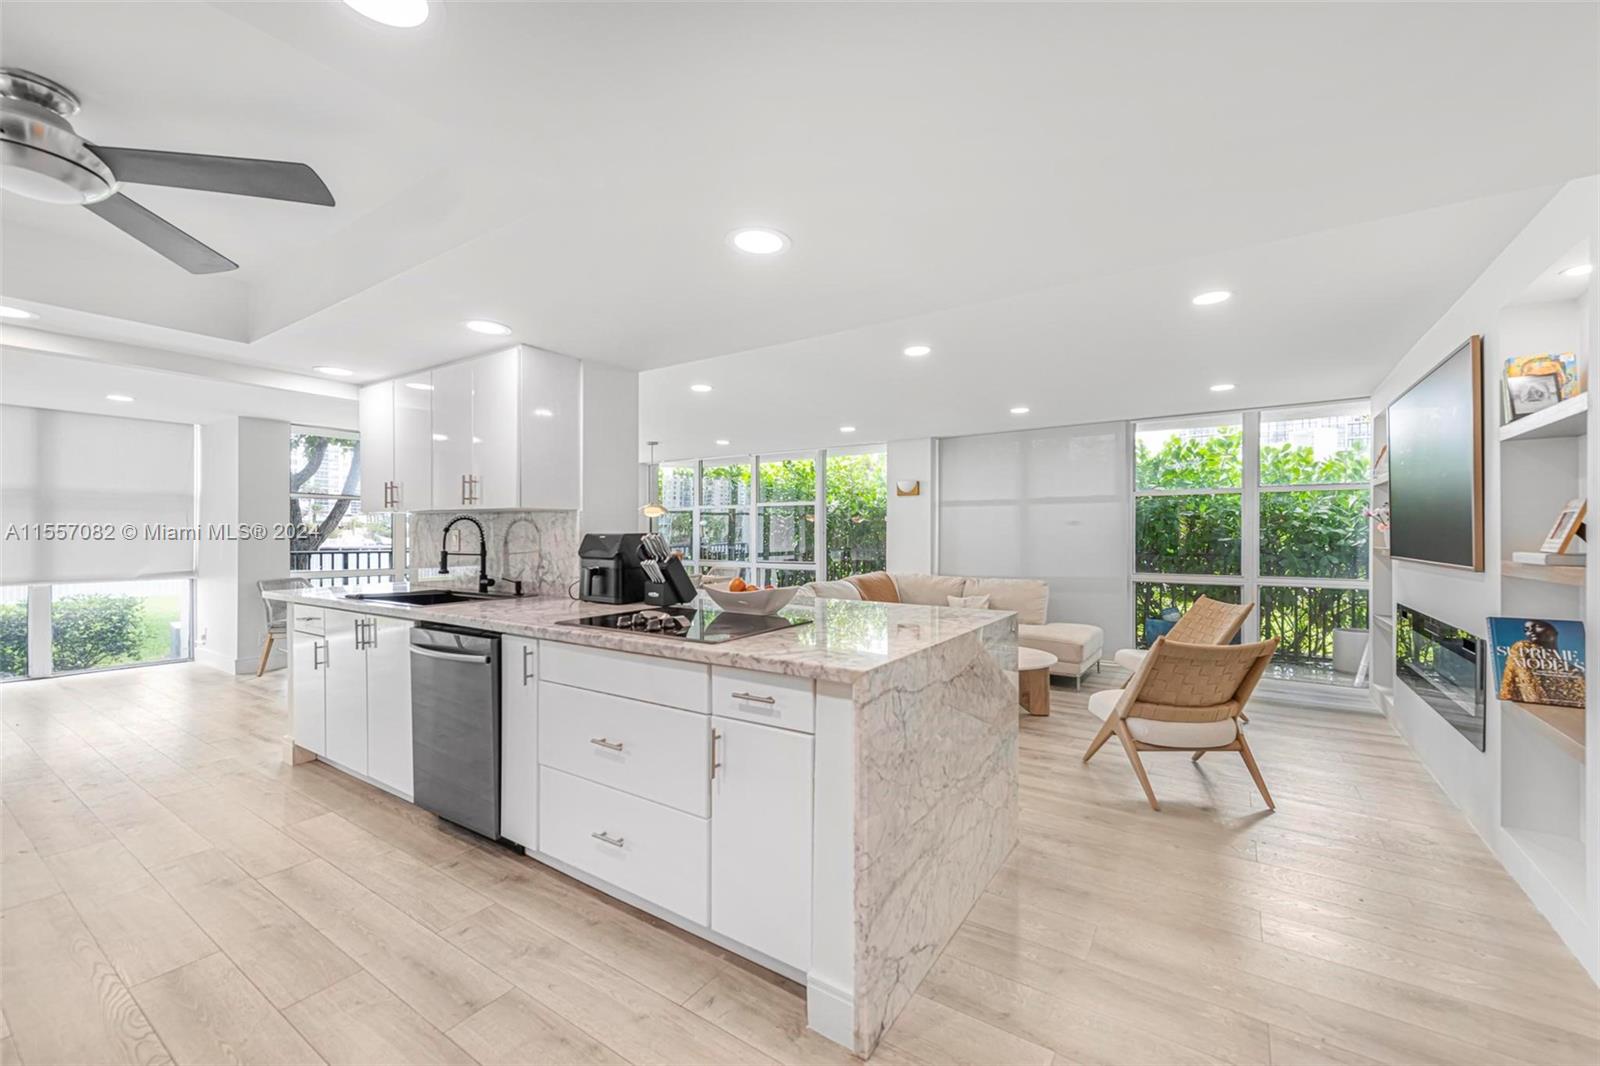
[[895, 480, 921, 497]]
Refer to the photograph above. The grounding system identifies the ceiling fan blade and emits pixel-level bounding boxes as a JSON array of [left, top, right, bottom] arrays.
[[84, 193, 238, 274], [92, 146, 335, 206]]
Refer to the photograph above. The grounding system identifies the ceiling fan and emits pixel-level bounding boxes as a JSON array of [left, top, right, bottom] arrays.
[[0, 68, 334, 274]]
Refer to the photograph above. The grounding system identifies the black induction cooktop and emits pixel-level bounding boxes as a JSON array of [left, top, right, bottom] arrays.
[[557, 605, 811, 644]]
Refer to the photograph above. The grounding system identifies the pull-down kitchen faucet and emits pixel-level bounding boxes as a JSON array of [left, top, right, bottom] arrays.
[[439, 514, 495, 594]]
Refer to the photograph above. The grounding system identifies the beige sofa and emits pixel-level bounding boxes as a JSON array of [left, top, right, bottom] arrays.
[[808, 572, 1104, 685]]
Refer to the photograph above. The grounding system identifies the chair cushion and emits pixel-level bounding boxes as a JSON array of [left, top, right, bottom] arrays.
[[1126, 717, 1239, 748], [963, 577, 1049, 625], [1019, 622, 1103, 666], [889, 573, 968, 606], [1113, 648, 1148, 672], [1085, 689, 1238, 747], [809, 579, 861, 601]]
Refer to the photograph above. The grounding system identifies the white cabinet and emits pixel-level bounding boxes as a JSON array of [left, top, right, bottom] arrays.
[[293, 607, 413, 798], [324, 613, 370, 775], [430, 360, 476, 508], [519, 346, 582, 510], [431, 349, 519, 509], [358, 381, 395, 512], [711, 716, 813, 969], [359, 374, 433, 511], [501, 635, 539, 849], [473, 348, 520, 509], [538, 683, 711, 816], [365, 616, 414, 796], [290, 608, 326, 756]]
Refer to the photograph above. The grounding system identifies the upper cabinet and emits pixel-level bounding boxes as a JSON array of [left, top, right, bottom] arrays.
[[519, 347, 582, 511], [357, 345, 579, 513], [360, 372, 434, 512]]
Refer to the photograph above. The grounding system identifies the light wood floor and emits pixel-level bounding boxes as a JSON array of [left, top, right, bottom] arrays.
[[2, 662, 1597, 1066]]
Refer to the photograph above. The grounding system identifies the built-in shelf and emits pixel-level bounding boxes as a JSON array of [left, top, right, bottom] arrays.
[[1501, 559, 1587, 587], [1504, 699, 1586, 761], [1498, 392, 1589, 442], [1503, 826, 1588, 912]]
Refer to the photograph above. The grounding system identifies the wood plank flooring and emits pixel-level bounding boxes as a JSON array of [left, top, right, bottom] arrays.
[[1, 661, 1595, 1065]]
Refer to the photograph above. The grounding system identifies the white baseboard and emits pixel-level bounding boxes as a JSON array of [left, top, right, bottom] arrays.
[[805, 974, 856, 1052], [195, 647, 284, 675]]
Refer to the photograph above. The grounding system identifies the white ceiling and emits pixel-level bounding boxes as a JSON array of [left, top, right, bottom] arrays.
[[1, 2, 1595, 446]]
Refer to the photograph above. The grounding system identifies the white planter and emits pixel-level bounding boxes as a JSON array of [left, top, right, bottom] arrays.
[[1332, 628, 1370, 675]]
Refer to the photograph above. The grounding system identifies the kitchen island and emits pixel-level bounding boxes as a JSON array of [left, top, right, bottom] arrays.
[[265, 584, 1019, 1055]]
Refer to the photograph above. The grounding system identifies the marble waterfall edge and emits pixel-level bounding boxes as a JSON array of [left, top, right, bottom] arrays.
[[851, 612, 1019, 1052], [409, 509, 578, 596]]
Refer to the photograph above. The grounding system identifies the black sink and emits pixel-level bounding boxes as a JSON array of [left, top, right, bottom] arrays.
[[344, 590, 486, 606]]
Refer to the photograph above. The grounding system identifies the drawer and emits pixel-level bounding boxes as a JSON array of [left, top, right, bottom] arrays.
[[711, 667, 815, 733], [291, 605, 324, 636], [538, 767, 708, 924], [538, 682, 710, 816], [540, 641, 708, 713]]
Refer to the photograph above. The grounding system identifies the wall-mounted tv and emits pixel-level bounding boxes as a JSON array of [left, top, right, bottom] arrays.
[[1388, 336, 1484, 570]]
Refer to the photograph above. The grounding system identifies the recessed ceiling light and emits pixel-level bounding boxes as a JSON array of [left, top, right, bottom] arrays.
[[342, 0, 429, 28], [903, 344, 932, 357], [1192, 290, 1232, 306], [405, 381, 434, 391], [532, 408, 553, 418], [728, 228, 790, 255], [431, 433, 449, 442], [1009, 406, 1030, 415], [0, 306, 37, 320], [314, 366, 354, 377], [715, 439, 731, 447], [1561, 263, 1593, 277], [690, 383, 713, 393], [1210, 383, 1236, 392], [839, 425, 857, 433], [105, 394, 134, 403], [465, 319, 512, 336]]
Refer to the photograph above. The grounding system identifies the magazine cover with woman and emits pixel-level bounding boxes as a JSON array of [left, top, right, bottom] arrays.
[[1489, 617, 1586, 709]]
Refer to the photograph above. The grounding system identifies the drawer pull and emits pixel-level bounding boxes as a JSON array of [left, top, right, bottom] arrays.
[[711, 728, 722, 780], [591, 830, 625, 848], [589, 737, 625, 752], [731, 691, 777, 705]]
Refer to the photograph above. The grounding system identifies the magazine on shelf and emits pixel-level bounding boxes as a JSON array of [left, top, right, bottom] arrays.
[[1487, 617, 1585, 709]]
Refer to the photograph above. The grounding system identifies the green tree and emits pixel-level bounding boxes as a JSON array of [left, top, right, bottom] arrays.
[[825, 453, 888, 579], [0, 602, 26, 677], [51, 595, 145, 672]]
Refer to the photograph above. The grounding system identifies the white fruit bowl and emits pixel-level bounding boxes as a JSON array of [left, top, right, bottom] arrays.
[[702, 585, 801, 616]]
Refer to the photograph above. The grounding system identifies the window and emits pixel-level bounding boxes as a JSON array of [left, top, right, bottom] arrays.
[[50, 580, 193, 674], [648, 448, 887, 587], [1132, 404, 1371, 688], [0, 586, 27, 679], [290, 427, 395, 586]]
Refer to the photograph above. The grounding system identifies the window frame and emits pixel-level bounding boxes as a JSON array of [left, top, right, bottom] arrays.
[[288, 425, 400, 587], [1130, 404, 1372, 688]]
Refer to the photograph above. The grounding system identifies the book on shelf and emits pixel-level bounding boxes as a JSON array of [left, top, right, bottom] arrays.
[[1510, 550, 1586, 567], [1488, 617, 1585, 710]]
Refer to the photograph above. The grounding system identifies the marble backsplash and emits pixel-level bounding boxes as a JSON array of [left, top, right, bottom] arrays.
[[408, 509, 578, 597]]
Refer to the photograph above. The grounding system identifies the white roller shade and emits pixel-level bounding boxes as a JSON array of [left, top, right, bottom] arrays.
[[938, 421, 1132, 646], [2, 405, 197, 584]]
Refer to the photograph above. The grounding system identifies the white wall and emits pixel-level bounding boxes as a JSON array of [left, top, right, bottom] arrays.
[[195, 417, 289, 674], [886, 438, 935, 572], [580, 360, 641, 535], [1370, 176, 1598, 979]]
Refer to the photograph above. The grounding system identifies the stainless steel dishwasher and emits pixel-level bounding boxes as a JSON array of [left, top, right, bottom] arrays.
[[410, 625, 500, 839]]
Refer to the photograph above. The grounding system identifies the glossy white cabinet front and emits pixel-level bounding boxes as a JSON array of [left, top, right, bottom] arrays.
[[518, 346, 581, 510], [360, 374, 433, 512], [500, 635, 539, 849], [292, 607, 413, 799], [365, 616, 414, 796]]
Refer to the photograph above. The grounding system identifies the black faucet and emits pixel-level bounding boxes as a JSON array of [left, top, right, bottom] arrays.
[[439, 515, 496, 594]]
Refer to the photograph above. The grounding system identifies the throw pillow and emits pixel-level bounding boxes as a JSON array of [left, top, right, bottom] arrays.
[[948, 594, 992, 609]]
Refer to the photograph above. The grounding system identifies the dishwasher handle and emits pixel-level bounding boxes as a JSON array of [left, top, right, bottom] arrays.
[[410, 645, 492, 664]]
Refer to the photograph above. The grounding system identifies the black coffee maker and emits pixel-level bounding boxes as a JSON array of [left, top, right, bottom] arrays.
[[577, 533, 647, 604]]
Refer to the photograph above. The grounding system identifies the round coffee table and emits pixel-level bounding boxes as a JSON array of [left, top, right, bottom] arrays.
[[1018, 647, 1058, 716]]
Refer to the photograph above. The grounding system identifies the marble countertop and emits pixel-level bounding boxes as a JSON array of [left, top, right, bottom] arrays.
[[266, 583, 1015, 684]]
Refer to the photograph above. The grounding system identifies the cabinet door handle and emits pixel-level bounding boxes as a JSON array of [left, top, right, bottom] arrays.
[[393, 481, 402, 510], [366, 619, 378, 648], [461, 474, 470, 505], [313, 639, 327, 669], [731, 691, 777, 705], [522, 645, 535, 685], [589, 737, 624, 752], [710, 727, 722, 780], [591, 830, 625, 848]]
